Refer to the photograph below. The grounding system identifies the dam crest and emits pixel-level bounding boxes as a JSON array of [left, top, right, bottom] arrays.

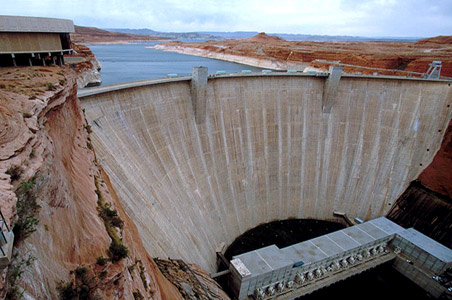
[[79, 70, 452, 272]]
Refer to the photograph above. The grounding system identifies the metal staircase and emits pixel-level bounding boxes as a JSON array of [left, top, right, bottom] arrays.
[[0, 209, 14, 269]]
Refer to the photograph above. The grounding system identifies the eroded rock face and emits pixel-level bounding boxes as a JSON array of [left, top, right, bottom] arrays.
[[418, 119, 452, 197], [68, 43, 102, 88], [0, 66, 182, 299], [155, 259, 230, 300]]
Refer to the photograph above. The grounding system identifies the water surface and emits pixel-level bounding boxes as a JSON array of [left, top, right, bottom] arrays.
[[87, 42, 263, 85]]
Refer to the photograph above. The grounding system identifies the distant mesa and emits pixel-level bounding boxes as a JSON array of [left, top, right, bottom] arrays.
[[70, 25, 166, 44], [416, 35, 452, 45], [247, 32, 285, 43]]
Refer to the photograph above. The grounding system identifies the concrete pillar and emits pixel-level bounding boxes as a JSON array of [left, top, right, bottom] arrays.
[[11, 54, 16, 67], [191, 67, 208, 124], [322, 66, 343, 113]]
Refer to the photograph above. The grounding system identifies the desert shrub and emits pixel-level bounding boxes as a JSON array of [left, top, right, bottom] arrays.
[[45, 82, 55, 91], [96, 257, 109, 266], [6, 165, 22, 181], [109, 240, 128, 262], [13, 178, 40, 243], [58, 266, 98, 300], [94, 176, 128, 262], [5, 254, 36, 300], [57, 281, 77, 300]]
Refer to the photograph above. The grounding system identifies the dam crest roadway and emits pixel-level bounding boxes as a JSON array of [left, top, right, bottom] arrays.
[[79, 69, 452, 273]]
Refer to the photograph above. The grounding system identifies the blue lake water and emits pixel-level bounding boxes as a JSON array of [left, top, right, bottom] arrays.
[[87, 42, 263, 86]]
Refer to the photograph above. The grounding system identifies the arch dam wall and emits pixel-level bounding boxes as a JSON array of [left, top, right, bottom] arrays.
[[79, 73, 452, 272]]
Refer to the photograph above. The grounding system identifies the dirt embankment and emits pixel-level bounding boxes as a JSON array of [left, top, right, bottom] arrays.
[[70, 25, 166, 44], [0, 66, 183, 299], [154, 32, 452, 77]]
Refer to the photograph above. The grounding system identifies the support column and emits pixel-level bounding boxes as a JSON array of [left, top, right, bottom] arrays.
[[191, 66, 208, 124], [322, 66, 343, 113], [11, 54, 16, 67]]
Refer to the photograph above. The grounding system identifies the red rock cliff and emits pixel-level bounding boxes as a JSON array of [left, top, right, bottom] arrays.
[[0, 66, 182, 299]]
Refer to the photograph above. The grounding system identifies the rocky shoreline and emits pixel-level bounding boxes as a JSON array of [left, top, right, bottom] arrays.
[[152, 44, 309, 71], [152, 33, 452, 76]]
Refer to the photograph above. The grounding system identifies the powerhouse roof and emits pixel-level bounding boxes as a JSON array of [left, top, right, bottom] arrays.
[[0, 15, 74, 33]]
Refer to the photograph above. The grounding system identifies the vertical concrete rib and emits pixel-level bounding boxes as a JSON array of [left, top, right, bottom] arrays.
[[191, 66, 208, 124], [243, 85, 255, 230], [277, 91, 283, 219], [323, 66, 343, 113]]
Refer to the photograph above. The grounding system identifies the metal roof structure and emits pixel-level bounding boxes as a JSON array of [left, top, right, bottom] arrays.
[[396, 228, 452, 263], [0, 15, 74, 33]]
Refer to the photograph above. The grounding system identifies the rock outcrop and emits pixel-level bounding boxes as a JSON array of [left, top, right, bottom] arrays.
[[155, 258, 230, 300], [67, 44, 102, 88], [418, 119, 452, 197], [0, 66, 182, 299]]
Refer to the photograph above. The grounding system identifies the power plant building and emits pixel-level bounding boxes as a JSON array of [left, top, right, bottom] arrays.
[[0, 15, 74, 66]]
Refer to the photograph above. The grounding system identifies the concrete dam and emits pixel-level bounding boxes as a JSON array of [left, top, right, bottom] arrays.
[[79, 71, 452, 273]]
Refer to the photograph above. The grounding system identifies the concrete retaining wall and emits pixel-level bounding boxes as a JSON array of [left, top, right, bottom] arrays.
[[80, 74, 452, 271]]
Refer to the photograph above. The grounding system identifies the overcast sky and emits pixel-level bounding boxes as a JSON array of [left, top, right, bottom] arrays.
[[3, 0, 452, 37]]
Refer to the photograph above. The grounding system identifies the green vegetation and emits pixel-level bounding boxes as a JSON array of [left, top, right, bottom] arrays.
[[5, 253, 36, 300], [96, 256, 109, 266], [57, 266, 99, 300], [45, 82, 55, 91], [6, 165, 22, 182], [13, 178, 40, 243], [95, 176, 128, 262]]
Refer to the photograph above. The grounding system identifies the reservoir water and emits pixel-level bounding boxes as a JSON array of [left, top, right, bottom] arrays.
[[87, 41, 263, 85]]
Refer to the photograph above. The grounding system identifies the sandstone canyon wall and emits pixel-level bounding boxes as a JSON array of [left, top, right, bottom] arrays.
[[0, 66, 183, 299]]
